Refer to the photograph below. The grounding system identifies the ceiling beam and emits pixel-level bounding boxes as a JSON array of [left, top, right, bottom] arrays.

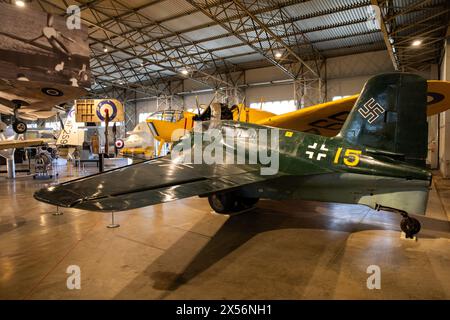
[[81, 0, 237, 88], [37, 0, 237, 91], [92, 0, 370, 79], [185, 0, 322, 79], [90, 0, 310, 54], [371, 0, 399, 70], [373, 0, 449, 71], [93, 28, 379, 79]]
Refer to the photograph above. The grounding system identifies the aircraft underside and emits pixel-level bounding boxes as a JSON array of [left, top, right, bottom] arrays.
[[233, 173, 430, 216]]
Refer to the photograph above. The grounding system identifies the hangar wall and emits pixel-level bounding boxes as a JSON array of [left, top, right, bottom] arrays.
[[439, 38, 450, 177], [326, 51, 395, 98], [134, 50, 397, 116]]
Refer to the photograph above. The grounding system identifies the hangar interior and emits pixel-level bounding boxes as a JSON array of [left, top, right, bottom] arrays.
[[1, 0, 450, 299]]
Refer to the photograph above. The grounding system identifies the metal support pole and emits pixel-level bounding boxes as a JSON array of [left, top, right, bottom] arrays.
[[52, 205, 63, 216], [294, 79, 305, 109], [99, 153, 104, 173], [6, 157, 15, 179], [107, 211, 120, 228]]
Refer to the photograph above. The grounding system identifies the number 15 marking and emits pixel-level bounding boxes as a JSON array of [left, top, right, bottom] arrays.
[[334, 147, 362, 167]]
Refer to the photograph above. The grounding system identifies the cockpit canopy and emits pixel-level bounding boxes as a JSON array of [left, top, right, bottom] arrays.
[[146, 110, 184, 123]]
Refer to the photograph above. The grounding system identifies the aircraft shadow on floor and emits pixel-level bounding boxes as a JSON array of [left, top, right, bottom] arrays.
[[114, 199, 449, 298]]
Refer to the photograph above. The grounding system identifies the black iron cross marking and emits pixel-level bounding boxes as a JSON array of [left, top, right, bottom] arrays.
[[306, 142, 329, 160], [358, 98, 385, 124]]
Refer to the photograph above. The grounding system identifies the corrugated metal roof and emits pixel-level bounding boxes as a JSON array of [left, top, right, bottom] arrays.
[[226, 52, 265, 64], [60, 0, 446, 89], [393, 3, 446, 38], [322, 41, 386, 58], [213, 45, 256, 57], [138, 0, 196, 21], [182, 25, 231, 41], [306, 21, 373, 42], [315, 32, 384, 51], [161, 11, 215, 32], [198, 35, 247, 50], [294, 6, 372, 32], [284, 0, 370, 18]]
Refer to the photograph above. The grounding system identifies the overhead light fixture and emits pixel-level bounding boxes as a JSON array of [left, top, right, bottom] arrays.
[[412, 39, 422, 47], [181, 69, 189, 75], [15, 0, 25, 7], [103, 46, 108, 53], [275, 52, 282, 58]]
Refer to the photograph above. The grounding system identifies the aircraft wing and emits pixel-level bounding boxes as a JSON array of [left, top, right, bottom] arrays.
[[256, 95, 357, 136], [0, 79, 86, 119], [0, 138, 47, 150], [257, 80, 450, 136], [34, 157, 282, 212]]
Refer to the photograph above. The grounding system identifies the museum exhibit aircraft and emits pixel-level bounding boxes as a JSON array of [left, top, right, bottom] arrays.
[[36, 72, 433, 239], [0, 79, 86, 134], [146, 106, 276, 155], [0, 2, 90, 134], [120, 122, 155, 157], [257, 80, 450, 136], [55, 107, 85, 160], [145, 79, 450, 154], [0, 121, 48, 150], [0, 120, 50, 178]]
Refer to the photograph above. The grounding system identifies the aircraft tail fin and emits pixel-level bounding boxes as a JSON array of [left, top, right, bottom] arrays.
[[338, 73, 428, 167], [56, 108, 85, 147]]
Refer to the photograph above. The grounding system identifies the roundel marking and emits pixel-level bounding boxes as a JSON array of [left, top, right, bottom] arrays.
[[96, 100, 118, 121], [427, 92, 445, 105], [42, 87, 63, 97], [115, 139, 124, 149], [68, 108, 75, 118]]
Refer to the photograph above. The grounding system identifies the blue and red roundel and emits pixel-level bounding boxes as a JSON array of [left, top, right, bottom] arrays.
[[96, 100, 118, 121]]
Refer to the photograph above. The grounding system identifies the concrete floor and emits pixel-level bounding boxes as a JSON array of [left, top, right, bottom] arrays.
[[0, 163, 449, 299]]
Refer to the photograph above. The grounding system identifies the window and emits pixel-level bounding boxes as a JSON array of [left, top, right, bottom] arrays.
[[138, 112, 151, 123], [100, 122, 123, 127], [147, 110, 184, 122], [249, 100, 296, 115], [186, 108, 201, 115], [332, 95, 351, 101], [44, 121, 60, 130]]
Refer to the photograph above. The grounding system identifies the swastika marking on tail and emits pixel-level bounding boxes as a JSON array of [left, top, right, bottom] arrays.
[[358, 98, 385, 124]]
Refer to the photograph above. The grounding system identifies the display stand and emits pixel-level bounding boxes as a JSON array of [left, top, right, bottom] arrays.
[[52, 206, 63, 216], [107, 211, 120, 228], [99, 153, 105, 173], [6, 157, 15, 179]]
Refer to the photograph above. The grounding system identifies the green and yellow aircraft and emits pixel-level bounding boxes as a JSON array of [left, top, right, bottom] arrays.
[[35, 73, 433, 238]]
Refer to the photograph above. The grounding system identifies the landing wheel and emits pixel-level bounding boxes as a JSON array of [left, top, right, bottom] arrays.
[[208, 193, 237, 214], [12, 121, 27, 134], [208, 193, 259, 214], [400, 217, 421, 239], [239, 197, 259, 208]]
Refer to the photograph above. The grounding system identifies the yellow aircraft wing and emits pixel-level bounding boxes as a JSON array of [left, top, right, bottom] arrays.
[[427, 80, 450, 115], [233, 105, 276, 122], [144, 80, 450, 152], [257, 80, 450, 136], [0, 138, 47, 150], [147, 111, 196, 143], [256, 95, 357, 136]]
